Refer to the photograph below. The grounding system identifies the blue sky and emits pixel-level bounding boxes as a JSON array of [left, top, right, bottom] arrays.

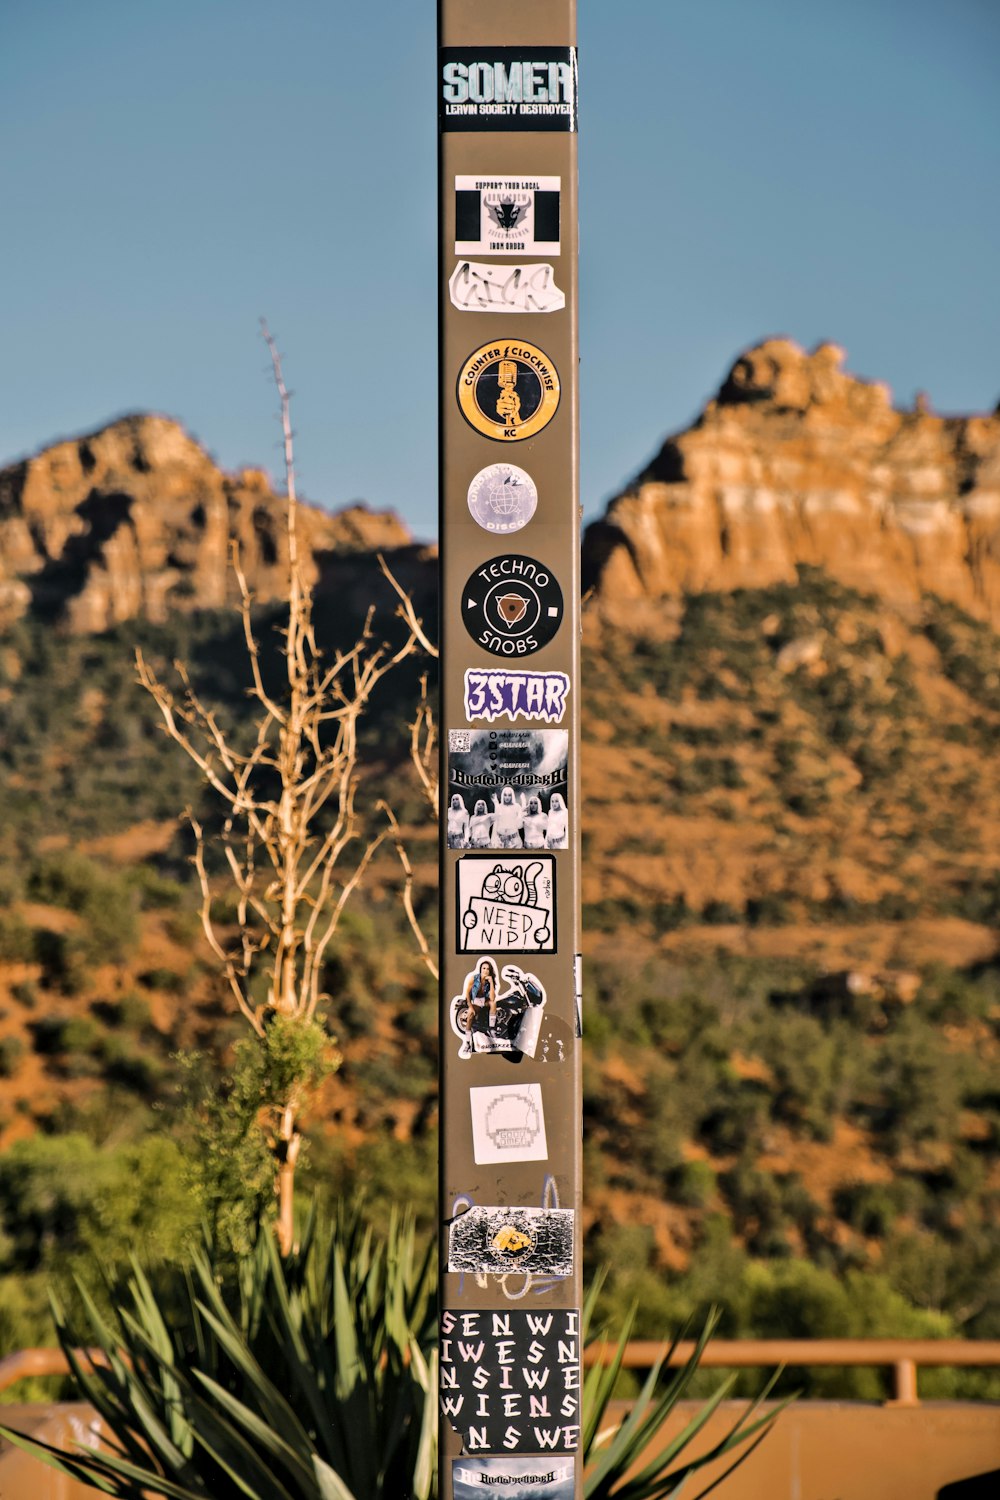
[[2, 0, 998, 539]]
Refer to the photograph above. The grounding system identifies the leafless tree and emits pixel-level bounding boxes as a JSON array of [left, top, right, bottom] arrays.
[[136, 322, 437, 1254]]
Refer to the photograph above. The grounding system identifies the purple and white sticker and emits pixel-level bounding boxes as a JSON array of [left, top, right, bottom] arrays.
[[467, 463, 538, 534], [464, 668, 570, 726]]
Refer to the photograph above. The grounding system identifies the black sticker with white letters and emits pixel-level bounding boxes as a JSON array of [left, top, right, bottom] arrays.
[[441, 48, 578, 132], [463, 555, 564, 657]]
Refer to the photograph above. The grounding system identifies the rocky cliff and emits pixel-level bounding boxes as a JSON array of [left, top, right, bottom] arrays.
[[583, 339, 1000, 626], [0, 414, 412, 632], [6, 343, 1000, 636]]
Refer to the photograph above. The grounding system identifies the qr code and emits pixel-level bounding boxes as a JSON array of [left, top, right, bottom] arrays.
[[449, 730, 472, 752]]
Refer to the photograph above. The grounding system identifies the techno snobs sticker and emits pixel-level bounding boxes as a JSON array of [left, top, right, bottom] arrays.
[[463, 555, 563, 657], [467, 463, 538, 535], [450, 262, 565, 314], [457, 341, 560, 442]]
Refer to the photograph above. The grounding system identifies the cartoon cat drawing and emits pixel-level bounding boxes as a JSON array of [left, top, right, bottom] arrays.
[[481, 860, 543, 907]]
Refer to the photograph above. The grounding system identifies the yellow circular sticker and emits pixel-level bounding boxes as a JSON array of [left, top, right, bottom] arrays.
[[457, 340, 561, 442]]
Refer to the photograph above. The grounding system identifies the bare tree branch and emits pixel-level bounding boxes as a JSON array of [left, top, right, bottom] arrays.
[[135, 324, 438, 1255], [378, 802, 438, 982], [378, 554, 439, 660]]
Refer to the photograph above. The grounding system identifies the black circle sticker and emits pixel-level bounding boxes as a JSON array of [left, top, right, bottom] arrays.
[[457, 341, 561, 442], [462, 554, 564, 657]]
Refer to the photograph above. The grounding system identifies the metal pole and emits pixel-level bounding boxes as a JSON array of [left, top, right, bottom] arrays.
[[438, 3, 582, 1496]]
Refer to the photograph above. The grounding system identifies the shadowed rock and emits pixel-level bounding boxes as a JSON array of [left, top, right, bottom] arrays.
[[0, 413, 412, 631]]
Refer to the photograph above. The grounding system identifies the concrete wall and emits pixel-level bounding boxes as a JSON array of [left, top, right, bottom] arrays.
[[2, 1399, 999, 1498], [614, 1400, 1000, 1500]]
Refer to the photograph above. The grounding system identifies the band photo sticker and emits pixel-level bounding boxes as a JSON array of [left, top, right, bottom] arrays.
[[441, 1308, 580, 1456], [447, 729, 569, 851], [447, 1209, 574, 1281], [467, 463, 538, 535], [455, 176, 561, 257], [469, 1083, 548, 1164], [453, 1459, 574, 1499], [456, 852, 556, 954], [441, 48, 578, 133], [450, 959, 547, 1060], [464, 668, 570, 726], [462, 555, 564, 657], [450, 263, 565, 314], [457, 341, 560, 442]]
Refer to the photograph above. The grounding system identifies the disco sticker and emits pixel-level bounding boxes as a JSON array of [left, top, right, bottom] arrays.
[[462, 554, 563, 656], [457, 340, 560, 441], [467, 462, 537, 535]]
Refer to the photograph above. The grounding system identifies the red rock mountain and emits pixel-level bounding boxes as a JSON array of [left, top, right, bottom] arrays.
[[3, 342, 999, 634], [583, 339, 1000, 626], [0, 413, 411, 632]]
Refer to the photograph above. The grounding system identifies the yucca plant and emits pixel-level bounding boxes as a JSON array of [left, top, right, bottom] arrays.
[[0, 1201, 437, 1500], [580, 1275, 788, 1498], [0, 1213, 786, 1498]]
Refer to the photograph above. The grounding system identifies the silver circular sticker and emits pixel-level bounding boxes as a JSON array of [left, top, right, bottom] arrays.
[[467, 463, 538, 535]]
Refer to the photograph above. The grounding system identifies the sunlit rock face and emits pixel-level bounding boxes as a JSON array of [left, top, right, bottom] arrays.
[[583, 339, 1000, 626], [0, 413, 411, 631]]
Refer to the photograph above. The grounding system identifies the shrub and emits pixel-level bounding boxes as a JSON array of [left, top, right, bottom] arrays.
[[0, 912, 34, 963], [0, 1036, 26, 1078]]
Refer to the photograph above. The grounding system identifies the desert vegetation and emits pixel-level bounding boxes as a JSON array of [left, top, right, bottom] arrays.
[[0, 561, 998, 1402]]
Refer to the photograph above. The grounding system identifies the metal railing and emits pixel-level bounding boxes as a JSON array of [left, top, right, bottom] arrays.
[[4, 1339, 1000, 1407], [583, 1338, 1000, 1406]]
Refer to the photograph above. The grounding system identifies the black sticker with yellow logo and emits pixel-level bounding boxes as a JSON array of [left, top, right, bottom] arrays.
[[457, 340, 561, 441]]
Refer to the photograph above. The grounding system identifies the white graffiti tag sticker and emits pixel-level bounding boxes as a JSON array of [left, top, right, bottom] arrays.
[[450, 262, 565, 313]]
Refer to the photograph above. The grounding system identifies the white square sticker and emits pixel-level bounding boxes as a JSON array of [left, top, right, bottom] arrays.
[[469, 1083, 548, 1164]]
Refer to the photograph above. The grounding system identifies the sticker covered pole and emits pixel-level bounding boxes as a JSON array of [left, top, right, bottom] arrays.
[[438, 2, 581, 1496]]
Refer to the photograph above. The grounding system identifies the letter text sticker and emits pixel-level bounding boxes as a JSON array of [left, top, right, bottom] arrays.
[[441, 50, 578, 133], [464, 669, 570, 726], [441, 1309, 580, 1455]]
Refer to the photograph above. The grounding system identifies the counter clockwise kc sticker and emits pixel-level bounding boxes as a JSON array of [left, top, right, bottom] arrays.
[[457, 340, 560, 441], [463, 554, 563, 657]]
